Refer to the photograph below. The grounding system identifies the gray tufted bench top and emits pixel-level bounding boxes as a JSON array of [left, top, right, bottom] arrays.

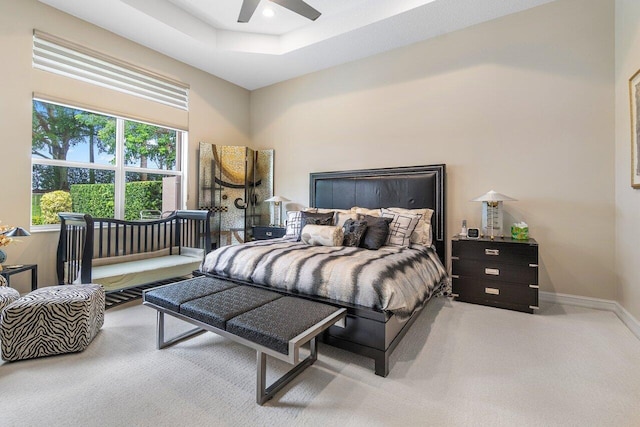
[[142, 276, 346, 404]]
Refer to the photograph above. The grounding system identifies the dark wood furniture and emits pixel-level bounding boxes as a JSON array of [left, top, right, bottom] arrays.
[[252, 225, 286, 240], [57, 210, 212, 308], [0, 264, 38, 291], [452, 236, 539, 313], [203, 164, 447, 377], [309, 164, 446, 376]]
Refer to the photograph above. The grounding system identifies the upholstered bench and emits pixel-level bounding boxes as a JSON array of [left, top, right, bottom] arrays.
[[1, 284, 105, 362], [143, 276, 346, 404]]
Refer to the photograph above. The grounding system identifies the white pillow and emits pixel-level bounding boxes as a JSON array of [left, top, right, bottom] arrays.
[[387, 207, 434, 247], [351, 207, 381, 217], [380, 208, 422, 247], [335, 211, 359, 228], [284, 211, 302, 238], [300, 224, 344, 247]]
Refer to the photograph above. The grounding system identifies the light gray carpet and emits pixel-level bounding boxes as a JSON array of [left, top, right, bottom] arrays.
[[1, 297, 639, 426]]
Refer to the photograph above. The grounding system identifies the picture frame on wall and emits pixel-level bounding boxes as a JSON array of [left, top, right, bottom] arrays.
[[629, 68, 640, 188]]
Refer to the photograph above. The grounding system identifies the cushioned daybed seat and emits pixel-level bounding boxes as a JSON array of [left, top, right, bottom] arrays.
[[88, 248, 204, 292]]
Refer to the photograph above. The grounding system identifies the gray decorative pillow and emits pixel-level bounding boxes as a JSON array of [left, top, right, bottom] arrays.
[[359, 215, 393, 250], [342, 219, 368, 247], [298, 211, 334, 241]]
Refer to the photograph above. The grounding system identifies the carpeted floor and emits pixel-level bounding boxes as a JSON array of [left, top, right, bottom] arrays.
[[1, 297, 639, 426]]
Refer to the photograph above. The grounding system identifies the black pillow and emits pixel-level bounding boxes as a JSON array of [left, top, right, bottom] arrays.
[[298, 211, 334, 241], [359, 215, 393, 250], [342, 219, 368, 247]]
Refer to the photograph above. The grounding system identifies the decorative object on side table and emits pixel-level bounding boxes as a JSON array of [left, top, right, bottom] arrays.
[[471, 190, 516, 239], [0, 222, 31, 272], [511, 222, 529, 240], [451, 235, 539, 314], [466, 228, 480, 239], [629, 67, 640, 188], [265, 195, 290, 227]]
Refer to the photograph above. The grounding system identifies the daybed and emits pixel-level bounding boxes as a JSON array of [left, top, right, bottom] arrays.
[[56, 210, 212, 297], [198, 164, 448, 376]]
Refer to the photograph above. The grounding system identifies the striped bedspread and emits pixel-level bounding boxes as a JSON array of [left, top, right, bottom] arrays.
[[200, 239, 448, 319]]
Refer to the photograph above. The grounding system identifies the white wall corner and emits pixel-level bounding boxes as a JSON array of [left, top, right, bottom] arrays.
[[540, 291, 640, 341]]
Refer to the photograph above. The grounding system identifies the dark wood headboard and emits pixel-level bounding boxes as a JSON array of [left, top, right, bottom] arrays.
[[310, 164, 446, 263]]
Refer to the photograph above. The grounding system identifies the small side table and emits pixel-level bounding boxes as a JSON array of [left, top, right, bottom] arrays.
[[0, 264, 38, 291], [252, 226, 286, 240]]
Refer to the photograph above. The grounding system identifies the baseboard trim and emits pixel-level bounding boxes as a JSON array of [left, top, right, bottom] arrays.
[[540, 291, 640, 340]]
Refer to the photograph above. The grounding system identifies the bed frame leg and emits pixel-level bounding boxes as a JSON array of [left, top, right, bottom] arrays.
[[374, 352, 389, 377]]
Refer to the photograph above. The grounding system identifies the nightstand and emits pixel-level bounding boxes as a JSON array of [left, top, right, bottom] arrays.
[[451, 236, 539, 314], [252, 226, 286, 240]]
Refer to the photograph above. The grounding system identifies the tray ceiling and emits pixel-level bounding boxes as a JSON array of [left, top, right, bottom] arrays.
[[39, 0, 557, 90]]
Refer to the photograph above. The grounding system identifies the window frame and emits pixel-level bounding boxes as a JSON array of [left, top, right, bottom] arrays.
[[31, 98, 187, 230]]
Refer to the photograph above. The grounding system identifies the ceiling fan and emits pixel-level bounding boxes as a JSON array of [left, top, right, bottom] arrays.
[[238, 0, 321, 23]]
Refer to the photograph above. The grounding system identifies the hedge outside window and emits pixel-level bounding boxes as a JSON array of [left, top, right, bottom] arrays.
[[31, 99, 185, 226]]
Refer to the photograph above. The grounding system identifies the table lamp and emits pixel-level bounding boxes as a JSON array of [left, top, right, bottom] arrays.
[[471, 190, 516, 239], [264, 196, 290, 227]]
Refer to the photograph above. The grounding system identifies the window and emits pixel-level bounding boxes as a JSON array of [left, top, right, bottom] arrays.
[[31, 99, 185, 226]]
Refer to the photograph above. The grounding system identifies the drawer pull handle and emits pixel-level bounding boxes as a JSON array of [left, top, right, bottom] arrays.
[[485, 249, 499, 256], [529, 284, 539, 289], [485, 287, 500, 295], [529, 263, 538, 268], [529, 305, 540, 310], [451, 256, 460, 260], [451, 275, 460, 279], [265, 232, 273, 237], [485, 268, 500, 276]]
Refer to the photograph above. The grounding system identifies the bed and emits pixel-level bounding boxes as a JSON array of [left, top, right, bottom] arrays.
[[199, 164, 447, 376]]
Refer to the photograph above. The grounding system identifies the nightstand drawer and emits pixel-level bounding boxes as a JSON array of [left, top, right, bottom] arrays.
[[453, 277, 539, 312], [453, 259, 537, 284], [252, 226, 286, 240], [452, 239, 537, 264]]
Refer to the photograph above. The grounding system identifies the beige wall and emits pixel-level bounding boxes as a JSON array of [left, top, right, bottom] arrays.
[[615, 0, 640, 319], [252, 0, 616, 299], [0, 0, 251, 293]]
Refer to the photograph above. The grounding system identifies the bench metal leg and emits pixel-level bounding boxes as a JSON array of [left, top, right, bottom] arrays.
[[156, 311, 206, 349], [257, 337, 318, 405]]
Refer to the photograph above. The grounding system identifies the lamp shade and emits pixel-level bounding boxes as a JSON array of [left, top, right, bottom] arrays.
[[471, 190, 517, 202], [265, 195, 290, 203], [4, 227, 31, 237]]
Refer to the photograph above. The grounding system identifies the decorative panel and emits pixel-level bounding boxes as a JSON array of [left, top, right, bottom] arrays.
[[198, 142, 274, 248]]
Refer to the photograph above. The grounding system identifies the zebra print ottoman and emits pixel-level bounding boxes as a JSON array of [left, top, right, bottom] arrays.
[[0, 284, 104, 362], [0, 283, 20, 313]]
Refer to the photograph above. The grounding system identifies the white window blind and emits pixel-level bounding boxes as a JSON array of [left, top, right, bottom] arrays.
[[33, 31, 189, 111]]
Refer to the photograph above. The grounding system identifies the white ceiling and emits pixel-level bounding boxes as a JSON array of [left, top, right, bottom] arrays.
[[39, 0, 557, 90]]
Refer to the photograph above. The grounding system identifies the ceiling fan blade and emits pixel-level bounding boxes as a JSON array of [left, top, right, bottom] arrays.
[[270, 0, 321, 21], [238, 0, 261, 23]]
